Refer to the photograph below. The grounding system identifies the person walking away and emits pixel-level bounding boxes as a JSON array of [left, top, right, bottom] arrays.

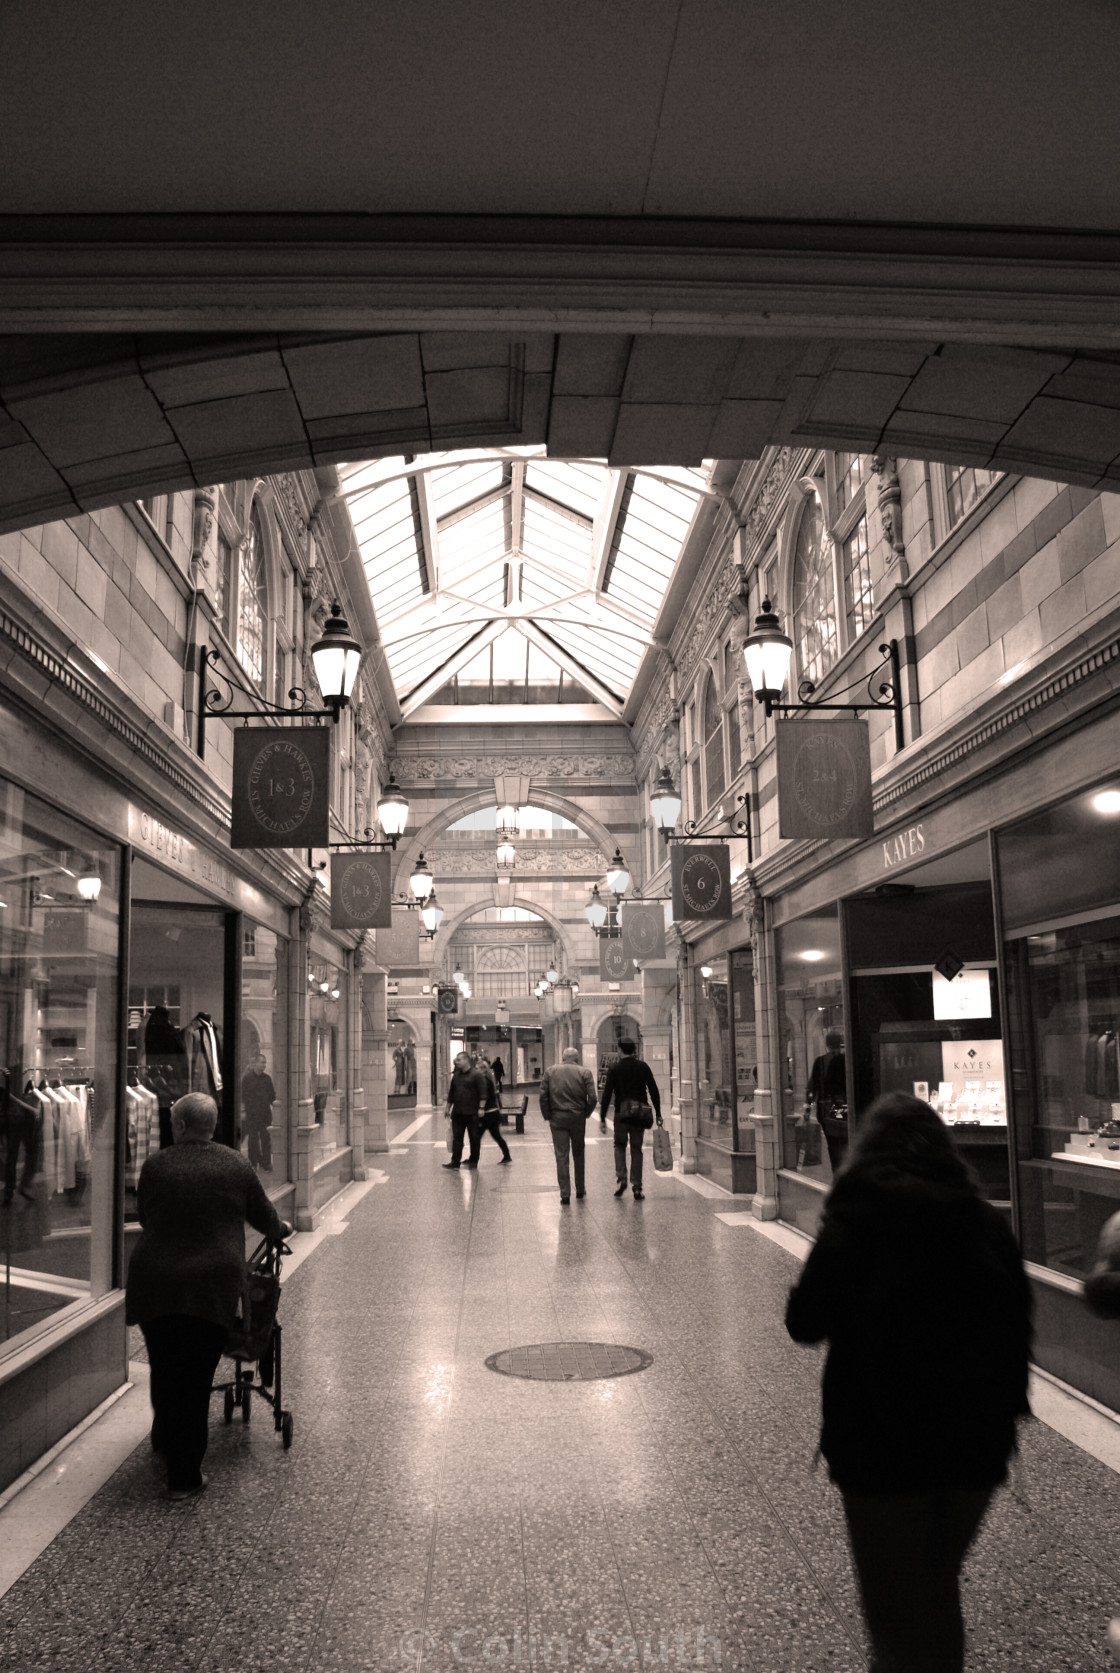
[[474, 1053, 511, 1164], [240, 1052, 276, 1171], [539, 1046, 597, 1202], [599, 1039, 661, 1200], [785, 1092, 1032, 1673], [490, 1055, 505, 1097], [125, 1092, 290, 1501], [443, 1051, 487, 1169], [806, 1028, 847, 1174]]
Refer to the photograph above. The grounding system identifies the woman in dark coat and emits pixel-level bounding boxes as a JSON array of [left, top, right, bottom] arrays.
[[126, 1092, 289, 1500], [785, 1092, 1032, 1673]]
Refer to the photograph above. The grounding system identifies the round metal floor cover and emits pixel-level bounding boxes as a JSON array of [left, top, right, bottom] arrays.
[[485, 1342, 652, 1381]]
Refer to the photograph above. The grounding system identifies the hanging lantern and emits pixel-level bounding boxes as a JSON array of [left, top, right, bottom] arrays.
[[649, 766, 683, 835], [409, 852, 434, 900], [743, 598, 794, 708], [606, 847, 630, 897], [310, 601, 363, 717], [376, 773, 409, 841]]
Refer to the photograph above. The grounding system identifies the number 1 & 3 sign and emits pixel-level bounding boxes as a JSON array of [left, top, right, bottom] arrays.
[[230, 728, 330, 850]]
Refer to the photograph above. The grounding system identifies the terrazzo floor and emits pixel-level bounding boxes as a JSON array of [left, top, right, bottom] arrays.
[[2, 1107, 1119, 1672]]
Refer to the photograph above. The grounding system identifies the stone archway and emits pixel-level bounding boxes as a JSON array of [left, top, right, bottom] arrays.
[[393, 787, 624, 891]]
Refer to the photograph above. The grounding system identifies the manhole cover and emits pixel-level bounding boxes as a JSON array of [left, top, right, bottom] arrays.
[[485, 1342, 652, 1381]]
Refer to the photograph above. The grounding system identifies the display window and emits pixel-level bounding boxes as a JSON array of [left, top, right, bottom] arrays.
[[775, 905, 844, 1181], [694, 948, 756, 1151], [308, 952, 346, 1152], [999, 779, 1120, 1276], [0, 787, 120, 1352], [239, 921, 289, 1183]]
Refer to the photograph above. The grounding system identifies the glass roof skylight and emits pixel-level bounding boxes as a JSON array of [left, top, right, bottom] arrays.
[[336, 450, 710, 714]]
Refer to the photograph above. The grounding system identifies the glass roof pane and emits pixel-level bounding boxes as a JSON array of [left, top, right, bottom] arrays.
[[343, 448, 709, 705]]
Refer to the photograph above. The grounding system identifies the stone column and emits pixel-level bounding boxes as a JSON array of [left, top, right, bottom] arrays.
[[349, 937, 368, 1178], [414, 1034, 433, 1108], [292, 1122, 318, 1232]]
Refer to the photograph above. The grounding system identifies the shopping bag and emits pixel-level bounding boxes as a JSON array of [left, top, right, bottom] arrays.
[[225, 1267, 280, 1362], [651, 1118, 673, 1171], [795, 1110, 822, 1168]]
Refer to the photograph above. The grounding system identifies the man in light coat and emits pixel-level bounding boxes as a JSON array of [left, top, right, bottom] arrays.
[[539, 1046, 597, 1204]]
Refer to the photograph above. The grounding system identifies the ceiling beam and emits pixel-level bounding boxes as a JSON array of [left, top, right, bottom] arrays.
[[399, 619, 504, 717], [415, 469, 440, 597], [593, 469, 630, 593], [517, 620, 625, 717]]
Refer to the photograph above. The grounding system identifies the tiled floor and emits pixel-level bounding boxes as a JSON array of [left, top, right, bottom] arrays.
[[2, 1110, 1119, 1672]]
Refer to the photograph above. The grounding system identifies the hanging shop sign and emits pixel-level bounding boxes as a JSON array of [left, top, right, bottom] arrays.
[[375, 906, 420, 967], [330, 850, 391, 929], [621, 902, 666, 962], [599, 937, 634, 982], [775, 718, 873, 841], [230, 727, 330, 850], [437, 985, 460, 1015], [671, 844, 732, 923]]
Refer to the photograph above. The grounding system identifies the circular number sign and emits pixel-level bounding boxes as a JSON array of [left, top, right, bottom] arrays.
[[246, 737, 318, 836], [602, 940, 631, 980], [680, 851, 724, 916], [339, 859, 385, 923], [792, 731, 859, 831]]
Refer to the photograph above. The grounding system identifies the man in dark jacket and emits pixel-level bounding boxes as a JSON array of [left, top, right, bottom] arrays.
[[786, 1092, 1031, 1673], [599, 1039, 661, 1200], [443, 1052, 487, 1169], [539, 1046, 597, 1202], [126, 1092, 288, 1500]]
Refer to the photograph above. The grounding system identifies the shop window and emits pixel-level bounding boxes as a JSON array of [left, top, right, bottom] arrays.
[[694, 949, 756, 1153], [791, 493, 839, 687], [0, 792, 120, 1357], [997, 782, 1120, 1279], [703, 676, 725, 806], [775, 905, 844, 1183], [308, 952, 345, 1152], [944, 464, 1003, 529], [237, 506, 267, 688], [239, 922, 289, 1182]]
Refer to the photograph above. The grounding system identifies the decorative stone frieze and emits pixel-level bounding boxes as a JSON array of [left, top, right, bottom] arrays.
[[400, 754, 635, 781], [429, 843, 603, 874]]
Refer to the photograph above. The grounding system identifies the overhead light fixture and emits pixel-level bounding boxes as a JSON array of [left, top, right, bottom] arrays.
[[496, 803, 520, 839], [700, 964, 713, 979], [409, 852, 434, 900], [649, 766, 683, 836], [76, 862, 102, 902], [320, 980, 330, 993], [310, 601, 363, 718], [452, 963, 465, 986], [585, 884, 608, 930], [800, 950, 825, 962], [546, 964, 558, 984], [420, 891, 444, 935], [1092, 790, 1120, 815], [496, 839, 516, 870], [605, 848, 630, 897], [376, 773, 409, 845], [330, 986, 340, 1000], [553, 978, 574, 1016]]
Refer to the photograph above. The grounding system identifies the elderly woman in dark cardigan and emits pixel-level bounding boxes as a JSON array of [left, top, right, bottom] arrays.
[[786, 1092, 1032, 1673], [126, 1092, 289, 1500]]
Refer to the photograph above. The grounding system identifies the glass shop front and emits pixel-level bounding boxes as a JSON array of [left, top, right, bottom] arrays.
[[691, 935, 757, 1193]]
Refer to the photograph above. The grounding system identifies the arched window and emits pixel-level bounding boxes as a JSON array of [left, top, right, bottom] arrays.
[[703, 675, 724, 806], [237, 506, 267, 688], [791, 494, 839, 686]]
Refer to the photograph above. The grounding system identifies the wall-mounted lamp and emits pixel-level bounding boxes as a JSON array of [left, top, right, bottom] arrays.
[[376, 773, 410, 846], [200, 599, 362, 754], [605, 848, 630, 897], [420, 891, 444, 937], [409, 852, 434, 900], [650, 765, 683, 837], [744, 598, 904, 749]]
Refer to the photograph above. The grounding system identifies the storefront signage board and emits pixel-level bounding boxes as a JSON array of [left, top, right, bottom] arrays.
[[330, 850, 391, 929], [621, 902, 666, 961], [128, 805, 289, 933], [230, 727, 330, 850], [775, 718, 873, 840], [671, 845, 732, 922], [375, 906, 420, 967], [599, 937, 634, 981]]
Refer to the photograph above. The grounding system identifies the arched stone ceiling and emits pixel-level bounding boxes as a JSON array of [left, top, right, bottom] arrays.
[[4, 324, 1120, 537]]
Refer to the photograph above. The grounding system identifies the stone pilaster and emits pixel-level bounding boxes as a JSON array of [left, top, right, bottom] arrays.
[[362, 966, 389, 1152]]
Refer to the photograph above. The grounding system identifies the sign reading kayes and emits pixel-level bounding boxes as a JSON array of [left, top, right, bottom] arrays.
[[230, 727, 330, 850], [671, 844, 732, 922], [330, 850, 391, 929]]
